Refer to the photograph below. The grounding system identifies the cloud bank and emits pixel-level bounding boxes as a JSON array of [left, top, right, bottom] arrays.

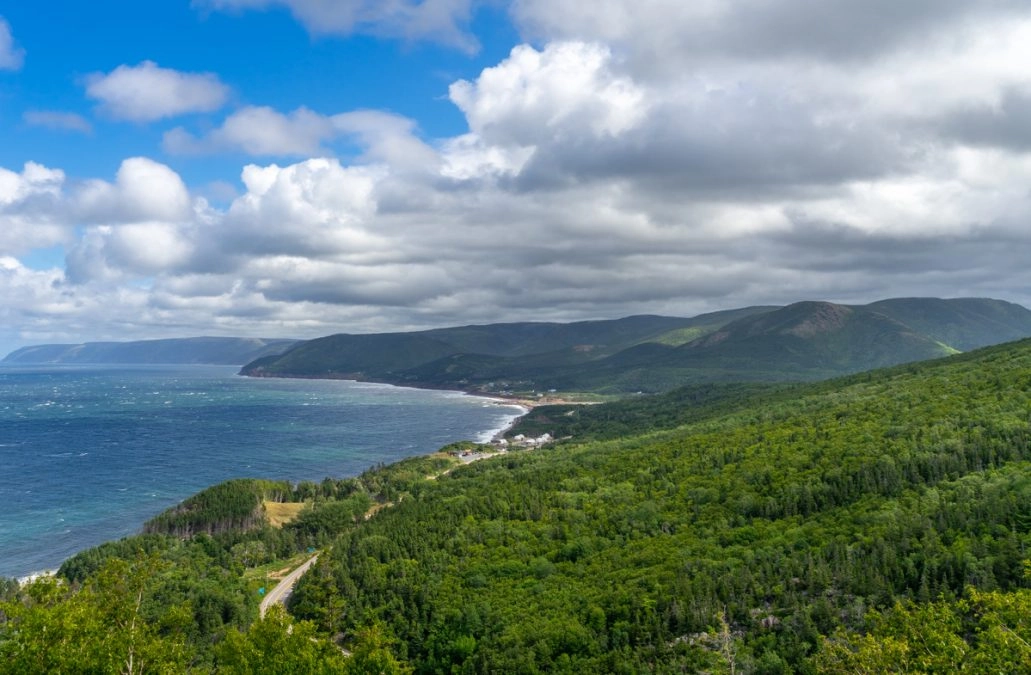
[[4, 1, 1031, 348]]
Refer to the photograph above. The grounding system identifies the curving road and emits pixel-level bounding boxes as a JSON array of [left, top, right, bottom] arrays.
[[259, 553, 319, 618]]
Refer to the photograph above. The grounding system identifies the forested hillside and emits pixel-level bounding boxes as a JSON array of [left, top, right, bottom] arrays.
[[239, 309, 773, 388], [4, 339, 1031, 671], [241, 297, 1031, 393], [283, 339, 1031, 671]]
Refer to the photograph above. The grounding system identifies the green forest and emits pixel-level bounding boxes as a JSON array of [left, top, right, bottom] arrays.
[[4, 339, 1031, 671], [241, 298, 1031, 394]]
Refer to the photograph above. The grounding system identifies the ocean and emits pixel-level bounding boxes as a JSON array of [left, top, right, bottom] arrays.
[[0, 364, 524, 580]]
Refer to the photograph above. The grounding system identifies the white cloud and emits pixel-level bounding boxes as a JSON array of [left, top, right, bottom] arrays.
[[0, 17, 24, 70], [197, 0, 478, 51], [66, 222, 195, 283], [23, 110, 93, 134], [0, 258, 72, 319], [331, 111, 438, 171], [0, 162, 64, 206], [85, 61, 229, 121], [164, 106, 335, 156], [61, 159, 205, 285], [450, 43, 646, 145], [440, 134, 534, 180], [0, 162, 69, 255], [74, 157, 193, 224], [164, 106, 439, 169], [222, 158, 386, 257]]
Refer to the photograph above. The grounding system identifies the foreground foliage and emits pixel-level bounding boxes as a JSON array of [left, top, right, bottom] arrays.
[[814, 587, 1031, 672], [0, 558, 191, 673], [5, 457, 452, 670]]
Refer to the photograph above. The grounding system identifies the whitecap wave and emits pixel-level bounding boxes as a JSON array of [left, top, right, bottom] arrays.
[[17, 569, 56, 585]]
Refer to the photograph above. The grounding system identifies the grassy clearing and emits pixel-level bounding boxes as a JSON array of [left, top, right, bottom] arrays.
[[263, 501, 306, 528]]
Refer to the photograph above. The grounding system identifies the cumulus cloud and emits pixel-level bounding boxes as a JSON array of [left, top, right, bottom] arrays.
[[0, 162, 69, 255], [0, 158, 200, 287], [443, 41, 905, 196], [439, 134, 533, 180], [23, 110, 93, 134], [450, 42, 645, 145], [66, 222, 196, 283], [85, 61, 229, 121], [0, 17, 24, 70], [196, 0, 478, 52], [59, 158, 203, 285], [0, 258, 73, 326], [0, 162, 64, 206], [73, 157, 193, 224], [220, 158, 386, 258]]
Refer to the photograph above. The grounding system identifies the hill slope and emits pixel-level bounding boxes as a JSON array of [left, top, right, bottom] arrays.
[[287, 338, 1031, 671], [672, 300, 957, 372], [3, 337, 299, 366], [242, 297, 1031, 393], [866, 296, 1031, 350], [241, 309, 774, 387]]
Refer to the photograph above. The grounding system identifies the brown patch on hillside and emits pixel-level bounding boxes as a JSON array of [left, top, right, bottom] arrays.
[[692, 330, 731, 348], [785, 304, 853, 338], [364, 501, 394, 520], [263, 501, 306, 528], [267, 566, 293, 580]]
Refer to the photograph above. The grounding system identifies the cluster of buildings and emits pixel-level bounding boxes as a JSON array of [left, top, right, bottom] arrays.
[[492, 432, 553, 449]]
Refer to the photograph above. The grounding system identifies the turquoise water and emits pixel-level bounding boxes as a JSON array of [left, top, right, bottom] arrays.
[[0, 364, 523, 579]]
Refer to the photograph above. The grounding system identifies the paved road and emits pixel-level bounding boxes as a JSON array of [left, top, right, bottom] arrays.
[[259, 554, 319, 618]]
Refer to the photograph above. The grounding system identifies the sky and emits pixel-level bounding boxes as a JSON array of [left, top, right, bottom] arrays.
[[2, 1, 1031, 354]]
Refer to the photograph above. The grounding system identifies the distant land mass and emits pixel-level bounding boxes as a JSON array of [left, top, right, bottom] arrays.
[[240, 297, 1031, 393], [7, 298, 1031, 392], [2, 336, 300, 366]]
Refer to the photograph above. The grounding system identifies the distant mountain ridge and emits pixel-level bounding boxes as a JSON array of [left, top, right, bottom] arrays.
[[240, 308, 772, 382], [2, 337, 300, 366], [865, 297, 1031, 350], [240, 297, 1031, 393], [8, 298, 1028, 389]]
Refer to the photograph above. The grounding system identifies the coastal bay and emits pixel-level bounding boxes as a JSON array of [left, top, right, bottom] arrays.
[[0, 364, 523, 580]]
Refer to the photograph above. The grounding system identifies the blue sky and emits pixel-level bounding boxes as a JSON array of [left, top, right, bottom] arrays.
[[1, 2, 514, 192], [2, 1, 1031, 355]]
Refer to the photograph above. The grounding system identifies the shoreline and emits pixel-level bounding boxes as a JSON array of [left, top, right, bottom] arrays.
[[238, 371, 585, 408], [17, 569, 56, 585], [6, 373, 537, 583], [474, 399, 529, 443], [238, 370, 581, 442]]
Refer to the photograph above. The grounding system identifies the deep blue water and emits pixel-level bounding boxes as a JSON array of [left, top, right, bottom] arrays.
[[0, 364, 523, 579]]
